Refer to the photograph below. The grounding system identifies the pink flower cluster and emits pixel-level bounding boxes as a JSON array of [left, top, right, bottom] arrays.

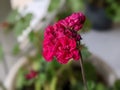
[[60, 12, 85, 31], [25, 70, 38, 80], [43, 12, 86, 64]]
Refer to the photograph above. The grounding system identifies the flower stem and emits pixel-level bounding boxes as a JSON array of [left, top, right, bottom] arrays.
[[79, 51, 88, 90]]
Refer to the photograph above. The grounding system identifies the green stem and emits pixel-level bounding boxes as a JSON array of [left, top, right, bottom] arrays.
[[50, 62, 71, 90], [35, 80, 42, 90], [79, 51, 88, 90], [50, 76, 57, 90]]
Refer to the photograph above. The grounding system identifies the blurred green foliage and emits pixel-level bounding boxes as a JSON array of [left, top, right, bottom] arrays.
[[68, 0, 85, 12], [106, 0, 120, 22], [114, 80, 120, 90], [16, 69, 27, 89], [48, 0, 60, 12], [86, 0, 120, 23], [12, 44, 20, 55], [6, 10, 33, 36], [15, 55, 120, 90], [87, 81, 108, 90], [81, 46, 91, 60], [4, 0, 120, 90], [13, 13, 32, 36], [80, 19, 91, 33], [7, 10, 19, 24], [0, 44, 4, 60], [84, 62, 97, 81]]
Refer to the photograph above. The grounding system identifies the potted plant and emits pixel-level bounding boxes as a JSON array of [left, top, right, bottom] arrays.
[[4, 12, 119, 90], [2, 1, 120, 90], [4, 53, 119, 90]]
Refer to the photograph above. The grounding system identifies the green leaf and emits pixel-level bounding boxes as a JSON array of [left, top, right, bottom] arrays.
[[13, 13, 32, 36], [51, 60, 61, 69], [7, 10, 19, 24], [81, 46, 91, 60], [114, 80, 120, 90], [50, 76, 57, 90], [95, 83, 106, 90], [12, 44, 20, 55], [23, 14, 33, 29], [56, 10, 72, 21], [28, 31, 37, 43], [13, 19, 25, 36], [87, 81, 95, 90], [24, 13, 33, 23], [48, 0, 60, 12], [81, 19, 91, 33], [105, 0, 120, 23], [35, 79, 42, 90], [69, 0, 84, 12], [16, 69, 27, 89], [32, 60, 41, 71], [84, 62, 97, 81], [71, 82, 84, 90], [26, 79, 35, 86], [39, 73, 46, 85]]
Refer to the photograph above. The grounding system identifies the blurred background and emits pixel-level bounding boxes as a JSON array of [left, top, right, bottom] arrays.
[[0, 0, 120, 90]]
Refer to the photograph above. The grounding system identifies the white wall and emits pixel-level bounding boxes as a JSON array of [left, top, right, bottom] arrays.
[[10, 0, 33, 9]]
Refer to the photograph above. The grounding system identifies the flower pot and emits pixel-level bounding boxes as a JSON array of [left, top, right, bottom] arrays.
[[4, 54, 117, 90], [4, 57, 29, 90], [85, 55, 117, 86]]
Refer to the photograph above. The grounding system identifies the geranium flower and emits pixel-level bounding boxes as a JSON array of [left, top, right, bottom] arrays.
[[60, 12, 85, 31], [42, 12, 85, 64], [25, 70, 38, 80], [55, 36, 80, 64]]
